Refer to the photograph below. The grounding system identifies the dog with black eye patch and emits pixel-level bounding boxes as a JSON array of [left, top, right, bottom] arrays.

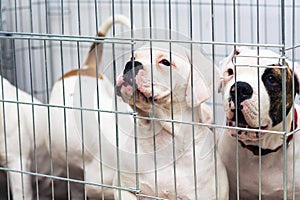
[[218, 47, 300, 199]]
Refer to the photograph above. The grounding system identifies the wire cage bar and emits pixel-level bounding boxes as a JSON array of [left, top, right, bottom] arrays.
[[0, 0, 300, 200]]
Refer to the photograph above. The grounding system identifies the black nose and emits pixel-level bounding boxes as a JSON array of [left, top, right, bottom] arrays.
[[123, 61, 143, 76], [230, 81, 253, 106]]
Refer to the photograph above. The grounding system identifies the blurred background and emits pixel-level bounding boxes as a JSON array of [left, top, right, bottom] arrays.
[[1, 0, 300, 199]]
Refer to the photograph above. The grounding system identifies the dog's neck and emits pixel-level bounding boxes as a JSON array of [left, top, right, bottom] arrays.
[[157, 102, 201, 129], [148, 103, 204, 148], [138, 100, 202, 132]]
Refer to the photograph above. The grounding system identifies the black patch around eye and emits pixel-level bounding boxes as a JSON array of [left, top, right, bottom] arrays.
[[159, 59, 171, 66], [265, 74, 280, 87], [261, 68, 294, 127], [262, 69, 281, 90]]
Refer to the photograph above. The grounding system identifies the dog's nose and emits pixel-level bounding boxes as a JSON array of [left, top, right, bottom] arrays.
[[230, 81, 253, 105], [123, 61, 143, 76]]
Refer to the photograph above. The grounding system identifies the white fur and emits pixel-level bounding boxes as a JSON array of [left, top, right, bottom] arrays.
[[115, 44, 229, 199], [0, 77, 48, 199], [218, 47, 300, 199], [48, 15, 132, 198], [49, 75, 132, 198]]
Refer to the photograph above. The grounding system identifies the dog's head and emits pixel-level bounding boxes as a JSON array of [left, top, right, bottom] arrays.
[[219, 47, 300, 147], [116, 43, 215, 119]]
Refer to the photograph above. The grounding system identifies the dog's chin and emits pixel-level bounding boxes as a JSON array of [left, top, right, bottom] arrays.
[[226, 111, 269, 140]]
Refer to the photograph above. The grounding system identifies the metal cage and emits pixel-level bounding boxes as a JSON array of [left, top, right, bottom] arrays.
[[1, 0, 300, 199]]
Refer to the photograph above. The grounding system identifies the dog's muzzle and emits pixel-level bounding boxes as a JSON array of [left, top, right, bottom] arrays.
[[226, 81, 269, 139], [123, 60, 143, 86], [116, 60, 151, 103], [229, 81, 253, 109]]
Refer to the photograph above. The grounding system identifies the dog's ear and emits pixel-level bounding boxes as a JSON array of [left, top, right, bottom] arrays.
[[218, 47, 248, 93], [199, 103, 213, 124], [185, 50, 220, 107], [287, 60, 300, 94], [294, 65, 300, 94], [185, 68, 210, 107], [218, 49, 235, 93]]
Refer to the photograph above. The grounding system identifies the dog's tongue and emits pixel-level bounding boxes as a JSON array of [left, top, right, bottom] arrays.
[[226, 110, 250, 136], [227, 110, 249, 128], [227, 111, 267, 139]]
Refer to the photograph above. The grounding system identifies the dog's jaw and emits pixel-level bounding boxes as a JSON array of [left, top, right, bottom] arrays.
[[225, 100, 271, 139], [224, 85, 272, 140], [225, 94, 295, 149]]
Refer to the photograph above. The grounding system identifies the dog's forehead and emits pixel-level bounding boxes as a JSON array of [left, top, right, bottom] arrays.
[[133, 44, 188, 61], [235, 65, 265, 74], [233, 49, 284, 78], [233, 67, 263, 84], [236, 49, 281, 66], [134, 48, 170, 59], [222, 49, 282, 74]]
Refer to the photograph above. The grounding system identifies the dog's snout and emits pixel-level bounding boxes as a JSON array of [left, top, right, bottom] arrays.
[[230, 81, 253, 105], [123, 61, 143, 76]]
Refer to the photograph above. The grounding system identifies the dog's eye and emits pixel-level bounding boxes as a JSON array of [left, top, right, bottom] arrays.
[[159, 59, 171, 67], [266, 74, 280, 86], [227, 68, 234, 76]]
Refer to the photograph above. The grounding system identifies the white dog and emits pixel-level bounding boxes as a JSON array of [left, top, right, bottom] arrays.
[[218, 47, 300, 199], [0, 77, 48, 199], [115, 43, 229, 199], [48, 15, 131, 199]]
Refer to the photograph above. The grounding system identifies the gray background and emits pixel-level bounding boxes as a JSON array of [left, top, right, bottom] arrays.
[[1, 0, 300, 199]]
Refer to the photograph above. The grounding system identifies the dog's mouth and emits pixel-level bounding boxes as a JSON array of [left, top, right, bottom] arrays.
[[135, 88, 156, 103], [226, 110, 268, 139], [116, 80, 156, 104]]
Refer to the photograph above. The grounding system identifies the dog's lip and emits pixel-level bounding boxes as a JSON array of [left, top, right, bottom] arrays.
[[117, 74, 170, 104], [117, 82, 157, 103], [226, 119, 268, 139], [135, 89, 156, 102], [226, 119, 268, 130], [226, 110, 269, 139]]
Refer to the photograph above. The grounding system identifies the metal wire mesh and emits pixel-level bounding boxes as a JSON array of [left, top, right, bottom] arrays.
[[1, 0, 300, 199]]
